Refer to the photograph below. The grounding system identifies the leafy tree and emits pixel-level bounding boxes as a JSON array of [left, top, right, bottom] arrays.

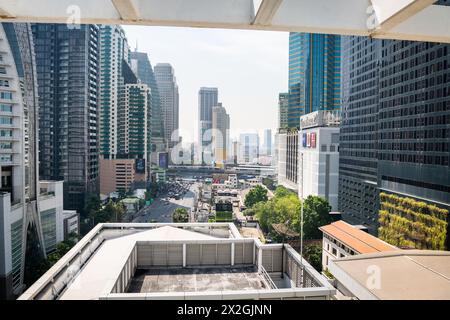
[[243, 207, 257, 217], [303, 244, 322, 272], [84, 194, 101, 218], [90, 201, 126, 224], [262, 177, 276, 191], [173, 208, 189, 223], [244, 185, 268, 208], [255, 193, 300, 232], [250, 187, 333, 241], [301, 196, 333, 239], [274, 185, 295, 198]]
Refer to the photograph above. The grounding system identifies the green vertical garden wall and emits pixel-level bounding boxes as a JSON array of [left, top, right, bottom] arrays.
[[379, 193, 448, 250]]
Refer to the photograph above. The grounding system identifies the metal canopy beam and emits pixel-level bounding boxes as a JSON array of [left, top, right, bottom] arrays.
[[0, 5, 14, 18], [0, 0, 448, 43], [370, 0, 436, 35], [111, 0, 140, 21], [252, 0, 283, 26]]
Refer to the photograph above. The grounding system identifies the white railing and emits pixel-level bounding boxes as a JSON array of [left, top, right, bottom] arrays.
[[259, 265, 277, 290]]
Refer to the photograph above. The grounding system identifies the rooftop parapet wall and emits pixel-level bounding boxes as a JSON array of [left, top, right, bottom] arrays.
[[19, 223, 335, 300]]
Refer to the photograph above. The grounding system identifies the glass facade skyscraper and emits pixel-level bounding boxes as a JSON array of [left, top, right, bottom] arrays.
[[198, 87, 218, 164], [31, 23, 100, 213], [154, 63, 179, 150], [339, 36, 381, 234], [130, 51, 166, 162], [288, 33, 341, 128]]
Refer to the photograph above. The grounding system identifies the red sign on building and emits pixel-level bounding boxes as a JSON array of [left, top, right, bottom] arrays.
[[311, 132, 316, 148]]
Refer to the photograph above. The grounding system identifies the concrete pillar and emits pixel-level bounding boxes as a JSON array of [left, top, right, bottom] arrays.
[[231, 243, 235, 266], [182, 243, 186, 267], [258, 248, 262, 273]]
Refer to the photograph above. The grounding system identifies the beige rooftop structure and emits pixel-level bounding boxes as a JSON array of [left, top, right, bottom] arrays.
[[19, 223, 335, 300], [329, 250, 450, 300], [60, 226, 218, 300]]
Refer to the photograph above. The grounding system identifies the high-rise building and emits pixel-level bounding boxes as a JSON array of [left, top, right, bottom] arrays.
[[154, 63, 179, 150], [31, 23, 100, 213], [101, 78, 151, 193], [299, 111, 341, 211], [99, 25, 130, 159], [279, 33, 341, 193], [0, 23, 71, 299], [117, 61, 150, 161], [339, 35, 450, 237], [339, 36, 381, 234], [288, 33, 341, 128], [238, 133, 259, 164], [99, 27, 151, 194], [130, 51, 166, 166], [212, 103, 230, 167], [277, 130, 299, 192], [198, 87, 218, 164], [231, 140, 239, 165], [263, 129, 272, 156], [278, 92, 289, 130]]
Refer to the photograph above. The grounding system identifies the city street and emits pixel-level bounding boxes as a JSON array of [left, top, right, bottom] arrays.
[[132, 182, 199, 223]]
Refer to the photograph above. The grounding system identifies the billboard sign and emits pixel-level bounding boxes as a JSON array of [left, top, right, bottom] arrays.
[[158, 152, 169, 169], [135, 158, 145, 174], [311, 132, 316, 148]]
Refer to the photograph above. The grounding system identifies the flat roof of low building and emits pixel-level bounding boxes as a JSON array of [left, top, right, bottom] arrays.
[[329, 250, 450, 300], [128, 266, 267, 293], [60, 226, 218, 300], [319, 220, 398, 254], [121, 197, 140, 204], [19, 223, 335, 300]]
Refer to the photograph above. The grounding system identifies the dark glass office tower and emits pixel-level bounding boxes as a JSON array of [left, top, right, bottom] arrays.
[[340, 32, 450, 238], [378, 40, 450, 204], [339, 37, 382, 234], [31, 24, 100, 213]]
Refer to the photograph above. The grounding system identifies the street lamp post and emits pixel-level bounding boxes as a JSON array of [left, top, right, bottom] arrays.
[[299, 151, 304, 287]]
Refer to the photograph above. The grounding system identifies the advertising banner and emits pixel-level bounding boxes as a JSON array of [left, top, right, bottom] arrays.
[[135, 158, 145, 173], [158, 152, 169, 169]]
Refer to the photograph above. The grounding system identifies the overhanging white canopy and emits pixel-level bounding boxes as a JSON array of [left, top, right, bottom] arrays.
[[0, 0, 449, 43]]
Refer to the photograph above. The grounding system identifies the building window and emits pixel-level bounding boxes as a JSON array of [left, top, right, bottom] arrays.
[[0, 116, 13, 125], [40, 208, 57, 253], [0, 155, 12, 163], [0, 104, 12, 112], [0, 91, 12, 100], [11, 219, 23, 288], [0, 129, 12, 136]]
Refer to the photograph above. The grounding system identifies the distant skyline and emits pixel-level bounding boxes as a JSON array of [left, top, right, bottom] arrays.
[[122, 25, 289, 143]]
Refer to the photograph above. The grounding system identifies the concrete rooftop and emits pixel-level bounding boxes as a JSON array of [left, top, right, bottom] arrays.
[[60, 226, 219, 300], [128, 266, 267, 293]]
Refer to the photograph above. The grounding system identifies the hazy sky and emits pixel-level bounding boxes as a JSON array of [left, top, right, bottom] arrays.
[[122, 25, 289, 143]]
